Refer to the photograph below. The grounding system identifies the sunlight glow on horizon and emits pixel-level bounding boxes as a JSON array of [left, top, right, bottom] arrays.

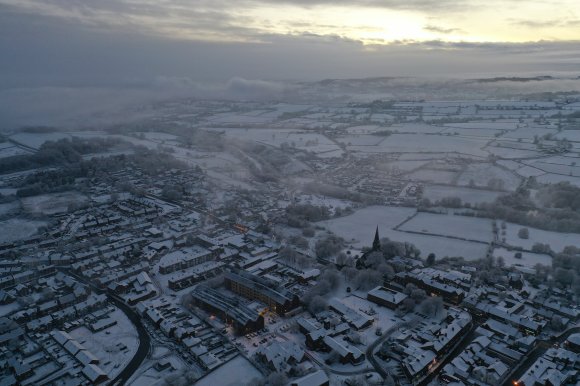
[[2, 0, 580, 45]]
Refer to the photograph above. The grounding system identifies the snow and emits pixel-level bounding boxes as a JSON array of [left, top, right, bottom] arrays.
[[0, 145, 33, 158], [407, 169, 457, 184], [456, 163, 522, 191], [319, 206, 488, 260], [399, 213, 493, 243], [69, 308, 139, 379], [339, 295, 400, 335], [194, 356, 262, 386], [0, 201, 21, 217], [0, 302, 20, 317], [347, 133, 489, 157], [422, 185, 501, 204], [502, 223, 580, 253], [536, 173, 580, 187], [493, 247, 552, 268], [128, 351, 187, 386], [385, 160, 431, 173], [555, 130, 580, 142], [0, 218, 47, 243], [9, 132, 73, 149], [21, 191, 88, 215]]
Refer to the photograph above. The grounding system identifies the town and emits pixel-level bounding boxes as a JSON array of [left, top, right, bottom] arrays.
[[0, 86, 579, 386]]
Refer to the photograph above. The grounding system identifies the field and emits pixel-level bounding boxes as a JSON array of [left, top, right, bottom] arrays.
[[347, 133, 489, 157], [456, 163, 522, 191], [21, 191, 88, 215], [0, 144, 33, 158], [0, 218, 47, 243], [422, 185, 501, 204], [319, 205, 416, 246], [9, 132, 73, 149], [319, 206, 488, 260], [407, 169, 457, 184], [502, 223, 579, 253], [0, 202, 21, 217], [398, 212, 493, 243], [493, 247, 552, 269], [536, 173, 580, 187]]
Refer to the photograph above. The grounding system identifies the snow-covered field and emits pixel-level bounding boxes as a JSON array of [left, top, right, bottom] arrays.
[[335, 135, 385, 147], [555, 130, 580, 142], [407, 169, 457, 184], [502, 223, 579, 253], [0, 218, 47, 243], [21, 191, 88, 215], [319, 206, 488, 259], [0, 144, 33, 158], [389, 123, 445, 134], [194, 356, 261, 386], [0, 201, 21, 217], [493, 247, 552, 268], [422, 185, 501, 204], [319, 206, 416, 246], [486, 146, 541, 159], [9, 132, 73, 149], [456, 163, 522, 191], [399, 212, 493, 243], [383, 160, 431, 173], [347, 133, 489, 157], [536, 173, 580, 187]]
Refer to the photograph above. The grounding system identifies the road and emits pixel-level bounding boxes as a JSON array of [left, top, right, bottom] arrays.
[[59, 269, 152, 386], [107, 293, 152, 386]]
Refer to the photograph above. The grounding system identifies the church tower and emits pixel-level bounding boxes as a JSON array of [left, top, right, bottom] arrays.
[[372, 226, 381, 251]]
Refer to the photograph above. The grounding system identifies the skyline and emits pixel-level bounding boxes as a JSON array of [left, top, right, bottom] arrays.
[[1, 0, 580, 89]]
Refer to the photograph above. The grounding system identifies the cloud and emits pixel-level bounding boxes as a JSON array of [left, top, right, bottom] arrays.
[[511, 17, 580, 28], [424, 24, 463, 34]]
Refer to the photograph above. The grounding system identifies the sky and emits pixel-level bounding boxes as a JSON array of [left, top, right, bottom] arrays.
[[0, 0, 579, 129], [1, 0, 580, 89]]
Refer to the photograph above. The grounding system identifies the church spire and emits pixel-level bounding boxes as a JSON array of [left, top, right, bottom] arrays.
[[372, 226, 381, 251]]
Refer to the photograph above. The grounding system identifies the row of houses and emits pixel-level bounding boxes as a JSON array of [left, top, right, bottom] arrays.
[[137, 296, 237, 371], [296, 315, 364, 365], [441, 318, 538, 385], [51, 331, 108, 384], [167, 261, 224, 291], [394, 268, 469, 304], [382, 308, 472, 383], [158, 246, 216, 274]]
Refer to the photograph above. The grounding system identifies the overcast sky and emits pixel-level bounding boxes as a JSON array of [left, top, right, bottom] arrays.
[[1, 0, 579, 88]]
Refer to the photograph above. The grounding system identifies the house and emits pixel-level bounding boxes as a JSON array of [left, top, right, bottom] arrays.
[[367, 286, 408, 309], [82, 364, 108, 384], [322, 336, 365, 364], [76, 350, 99, 365], [256, 341, 305, 373], [328, 298, 373, 330]]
